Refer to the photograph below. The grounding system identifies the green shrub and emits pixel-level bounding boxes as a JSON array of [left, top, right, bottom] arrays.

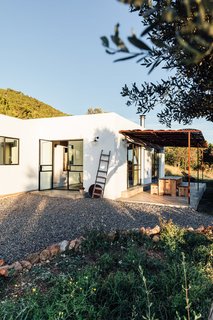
[[0, 226, 212, 320]]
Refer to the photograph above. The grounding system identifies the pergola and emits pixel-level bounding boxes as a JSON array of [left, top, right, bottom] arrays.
[[119, 129, 207, 204]]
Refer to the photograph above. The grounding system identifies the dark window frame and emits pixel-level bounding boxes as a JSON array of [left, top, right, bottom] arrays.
[[0, 136, 20, 165]]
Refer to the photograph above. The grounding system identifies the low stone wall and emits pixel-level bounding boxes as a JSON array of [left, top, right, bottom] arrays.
[[0, 224, 212, 278]]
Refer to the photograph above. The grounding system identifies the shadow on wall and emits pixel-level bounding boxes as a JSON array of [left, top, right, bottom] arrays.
[[84, 127, 127, 195], [25, 166, 38, 191]]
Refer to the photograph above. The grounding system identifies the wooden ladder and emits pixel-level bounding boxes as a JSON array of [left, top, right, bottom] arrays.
[[92, 150, 111, 198]]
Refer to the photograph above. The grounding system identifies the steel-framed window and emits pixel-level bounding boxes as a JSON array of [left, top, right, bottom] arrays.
[[0, 136, 19, 165]]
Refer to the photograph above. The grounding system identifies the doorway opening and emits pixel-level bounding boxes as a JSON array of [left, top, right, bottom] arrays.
[[152, 150, 160, 183], [39, 139, 83, 191], [127, 143, 141, 188]]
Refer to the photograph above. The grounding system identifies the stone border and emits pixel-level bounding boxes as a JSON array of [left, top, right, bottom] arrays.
[[0, 224, 212, 278]]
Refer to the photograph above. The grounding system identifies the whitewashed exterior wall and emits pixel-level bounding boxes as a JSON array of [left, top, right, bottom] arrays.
[[0, 113, 165, 199], [0, 115, 39, 195]]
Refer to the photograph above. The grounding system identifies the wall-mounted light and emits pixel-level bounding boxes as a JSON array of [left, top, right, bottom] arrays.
[[122, 138, 129, 146], [93, 136, 99, 142]]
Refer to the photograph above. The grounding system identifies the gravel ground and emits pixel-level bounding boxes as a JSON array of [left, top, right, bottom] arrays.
[[0, 193, 212, 263]]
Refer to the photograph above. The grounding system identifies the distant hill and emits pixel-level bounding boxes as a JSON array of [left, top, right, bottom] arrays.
[[0, 88, 68, 119]]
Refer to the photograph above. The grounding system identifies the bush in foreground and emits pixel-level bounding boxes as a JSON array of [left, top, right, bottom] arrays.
[[0, 221, 212, 320]]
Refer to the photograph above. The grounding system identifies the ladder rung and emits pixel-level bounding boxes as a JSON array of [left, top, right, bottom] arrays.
[[101, 153, 110, 157], [92, 150, 110, 198], [94, 187, 102, 191], [93, 193, 102, 196]]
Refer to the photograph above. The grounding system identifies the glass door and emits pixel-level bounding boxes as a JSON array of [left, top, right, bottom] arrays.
[[127, 143, 141, 188], [39, 140, 53, 190], [67, 140, 83, 190], [152, 150, 159, 183]]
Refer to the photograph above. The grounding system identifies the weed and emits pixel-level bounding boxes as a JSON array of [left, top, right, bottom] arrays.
[[139, 266, 158, 320], [0, 225, 212, 319]]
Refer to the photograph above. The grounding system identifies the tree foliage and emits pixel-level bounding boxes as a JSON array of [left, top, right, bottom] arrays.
[[87, 107, 105, 114], [101, 0, 213, 126], [0, 89, 67, 119], [165, 147, 198, 170], [203, 143, 213, 167], [165, 143, 213, 170]]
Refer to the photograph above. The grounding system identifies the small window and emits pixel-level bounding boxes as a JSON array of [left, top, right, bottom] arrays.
[[0, 136, 19, 165]]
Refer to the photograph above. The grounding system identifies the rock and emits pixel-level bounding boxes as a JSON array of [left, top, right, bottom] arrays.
[[27, 252, 40, 265], [108, 232, 117, 241], [139, 227, 146, 235], [0, 259, 5, 267], [11, 261, 23, 272], [69, 239, 77, 251], [69, 237, 85, 252], [77, 236, 86, 250], [148, 225, 160, 236], [0, 265, 9, 277], [196, 225, 205, 233], [20, 260, 32, 270], [145, 227, 151, 235], [152, 235, 160, 243], [204, 226, 213, 235], [40, 249, 51, 261], [76, 236, 85, 251], [187, 227, 194, 232], [59, 240, 69, 253], [48, 244, 60, 257]]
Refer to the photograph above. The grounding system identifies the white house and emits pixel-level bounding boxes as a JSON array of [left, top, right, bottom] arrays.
[[0, 112, 165, 199]]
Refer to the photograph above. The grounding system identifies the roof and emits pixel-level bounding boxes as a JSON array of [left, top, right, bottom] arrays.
[[119, 129, 207, 148]]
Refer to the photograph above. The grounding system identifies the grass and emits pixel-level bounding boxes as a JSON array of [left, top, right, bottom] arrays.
[[0, 221, 212, 320], [165, 164, 213, 180]]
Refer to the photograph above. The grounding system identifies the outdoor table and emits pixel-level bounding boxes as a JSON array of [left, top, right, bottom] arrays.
[[158, 176, 182, 197]]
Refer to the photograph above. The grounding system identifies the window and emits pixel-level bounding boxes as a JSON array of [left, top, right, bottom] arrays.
[[0, 136, 19, 165]]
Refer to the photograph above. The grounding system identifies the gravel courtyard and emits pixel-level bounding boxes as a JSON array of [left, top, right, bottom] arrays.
[[0, 193, 212, 263]]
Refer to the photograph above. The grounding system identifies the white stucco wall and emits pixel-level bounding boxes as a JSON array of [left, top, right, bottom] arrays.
[[0, 113, 147, 199], [0, 115, 39, 195]]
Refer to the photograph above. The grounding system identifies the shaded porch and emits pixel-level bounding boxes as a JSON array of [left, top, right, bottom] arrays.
[[118, 182, 206, 209], [119, 128, 207, 208]]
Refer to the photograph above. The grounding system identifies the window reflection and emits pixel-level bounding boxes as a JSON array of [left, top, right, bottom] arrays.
[[0, 137, 19, 165]]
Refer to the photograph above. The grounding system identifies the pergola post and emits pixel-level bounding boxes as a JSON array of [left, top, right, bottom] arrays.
[[188, 132, 191, 205], [197, 147, 199, 191], [201, 149, 204, 181]]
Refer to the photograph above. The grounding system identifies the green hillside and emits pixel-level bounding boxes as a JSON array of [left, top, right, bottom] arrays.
[[0, 88, 68, 119]]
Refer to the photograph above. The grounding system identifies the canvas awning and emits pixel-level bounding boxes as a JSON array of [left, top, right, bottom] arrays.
[[119, 129, 207, 148]]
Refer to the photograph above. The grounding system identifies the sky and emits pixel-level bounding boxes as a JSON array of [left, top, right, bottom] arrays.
[[0, 0, 212, 143]]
